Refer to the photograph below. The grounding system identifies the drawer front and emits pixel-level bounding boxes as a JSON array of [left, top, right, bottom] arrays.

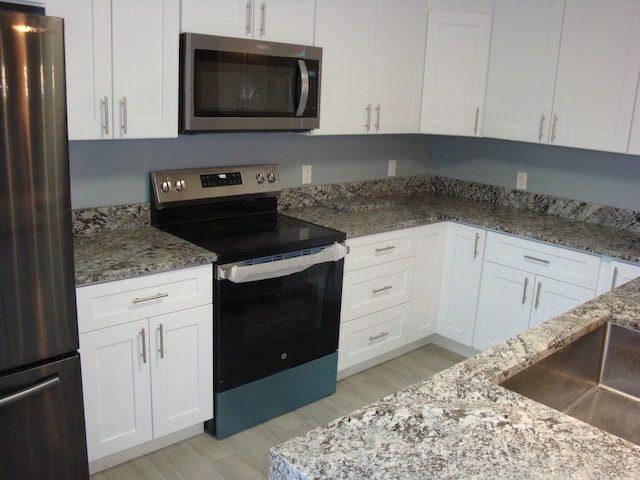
[[338, 303, 411, 371], [484, 231, 601, 288], [341, 258, 414, 322], [77, 264, 213, 333], [344, 228, 417, 272]]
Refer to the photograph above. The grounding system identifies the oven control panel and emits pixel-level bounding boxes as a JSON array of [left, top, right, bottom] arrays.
[[150, 164, 281, 206]]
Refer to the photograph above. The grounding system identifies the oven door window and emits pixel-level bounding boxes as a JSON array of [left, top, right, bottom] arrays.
[[216, 259, 342, 392]]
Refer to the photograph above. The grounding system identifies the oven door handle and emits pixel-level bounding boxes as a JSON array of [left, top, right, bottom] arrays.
[[218, 242, 347, 283]]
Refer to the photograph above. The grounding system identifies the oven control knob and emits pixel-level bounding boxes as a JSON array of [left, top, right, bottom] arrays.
[[267, 172, 277, 183], [256, 173, 265, 184], [175, 179, 186, 191], [160, 180, 172, 193]]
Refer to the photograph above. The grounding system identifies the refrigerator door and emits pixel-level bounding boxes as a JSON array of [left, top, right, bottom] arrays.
[[0, 354, 89, 479], [0, 11, 78, 371]]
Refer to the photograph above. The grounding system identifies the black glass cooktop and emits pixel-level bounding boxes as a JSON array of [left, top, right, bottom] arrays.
[[164, 213, 346, 264]]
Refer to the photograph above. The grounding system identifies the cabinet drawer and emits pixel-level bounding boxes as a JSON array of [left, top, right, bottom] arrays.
[[77, 265, 213, 333], [344, 228, 417, 272], [484, 231, 601, 289], [338, 303, 411, 371], [341, 258, 414, 322]]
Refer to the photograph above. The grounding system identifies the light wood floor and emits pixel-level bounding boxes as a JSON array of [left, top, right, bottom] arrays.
[[91, 344, 465, 480]]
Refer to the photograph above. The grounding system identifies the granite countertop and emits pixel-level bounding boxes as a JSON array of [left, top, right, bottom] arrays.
[[269, 279, 640, 479]]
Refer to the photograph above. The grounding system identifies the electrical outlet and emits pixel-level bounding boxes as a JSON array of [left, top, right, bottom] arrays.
[[388, 159, 397, 177], [516, 171, 528, 190], [302, 165, 312, 185]]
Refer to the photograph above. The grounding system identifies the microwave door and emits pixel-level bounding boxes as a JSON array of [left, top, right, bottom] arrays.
[[295, 59, 309, 117]]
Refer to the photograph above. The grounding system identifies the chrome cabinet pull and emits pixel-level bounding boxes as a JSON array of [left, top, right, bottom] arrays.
[[538, 113, 546, 141], [521, 277, 529, 304], [132, 292, 169, 304], [473, 233, 480, 259], [260, 2, 266, 36], [473, 106, 480, 134], [524, 255, 550, 264], [611, 266, 619, 290], [365, 104, 372, 132], [551, 114, 558, 142], [372, 285, 392, 294], [140, 328, 147, 364], [375, 245, 396, 253], [245, 0, 252, 34], [534, 282, 542, 309], [102, 96, 110, 135], [121, 97, 128, 134], [374, 104, 381, 131], [0, 376, 59, 409], [369, 331, 389, 342], [158, 324, 165, 359]]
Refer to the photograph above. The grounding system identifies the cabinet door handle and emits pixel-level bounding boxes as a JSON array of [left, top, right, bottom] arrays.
[[473, 233, 480, 259], [121, 97, 128, 135], [0, 375, 59, 409], [372, 285, 392, 294], [245, 0, 252, 34], [375, 245, 396, 253], [611, 266, 619, 290], [158, 324, 165, 359], [524, 255, 550, 264], [534, 282, 542, 309], [260, 2, 267, 36], [365, 104, 372, 132], [473, 106, 480, 134], [551, 114, 558, 142], [538, 113, 546, 141], [132, 292, 169, 304], [369, 331, 389, 342], [102, 96, 110, 135], [374, 104, 381, 131], [140, 328, 147, 364], [521, 277, 529, 304]]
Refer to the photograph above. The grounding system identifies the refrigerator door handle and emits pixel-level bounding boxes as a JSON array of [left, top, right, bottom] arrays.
[[0, 375, 60, 409]]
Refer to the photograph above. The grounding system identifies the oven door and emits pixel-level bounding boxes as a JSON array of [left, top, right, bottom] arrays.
[[215, 246, 345, 392]]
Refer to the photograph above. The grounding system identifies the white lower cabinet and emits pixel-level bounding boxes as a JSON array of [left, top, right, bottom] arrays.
[[597, 258, 640, 295], [76, 265, 213, 462]]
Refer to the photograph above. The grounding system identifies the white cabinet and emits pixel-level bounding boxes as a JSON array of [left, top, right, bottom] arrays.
[[181, 0, 315, 45], [410, 223, 447, 341], [46, 0, 179, 140], [339, 228, 417, 372], [420, 10, 492, 136], [472, 232, 600, 350], [484, 0, 640, 152], [436, 223, 485, 346], [596, 258, 640, 295], [314, 0, 428, 134], [628, 81, 640, 154], [76, 265, 213, 461]]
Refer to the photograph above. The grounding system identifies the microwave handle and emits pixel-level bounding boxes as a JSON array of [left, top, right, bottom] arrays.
[[295, 59, 310, 117]]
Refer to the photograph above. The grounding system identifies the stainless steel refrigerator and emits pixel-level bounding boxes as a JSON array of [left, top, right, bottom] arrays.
[[0, 9, 89, 479]]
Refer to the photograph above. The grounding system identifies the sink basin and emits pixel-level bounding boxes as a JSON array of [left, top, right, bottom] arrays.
[[500, 323, 640, 446]]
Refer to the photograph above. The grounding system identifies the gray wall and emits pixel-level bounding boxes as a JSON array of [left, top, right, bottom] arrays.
[[431, 136, 640, 211], [68, 133, 432, 209]]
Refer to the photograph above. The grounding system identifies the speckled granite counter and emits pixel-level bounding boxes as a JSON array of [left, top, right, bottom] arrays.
[[269, 279, 640, 479]]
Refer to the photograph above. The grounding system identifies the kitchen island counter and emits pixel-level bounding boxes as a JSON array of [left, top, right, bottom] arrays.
[[269, 278, 640, 479]]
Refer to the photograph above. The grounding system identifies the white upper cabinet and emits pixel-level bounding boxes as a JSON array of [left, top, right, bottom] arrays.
[[483, 0, 564, 143], [47, 0, 179, 140], [420, 10, 492, 136], [314, 0, 428, 134], [630, 80, 640, 154], [181, 0, 316, 45], [484, 0, 640, 153]]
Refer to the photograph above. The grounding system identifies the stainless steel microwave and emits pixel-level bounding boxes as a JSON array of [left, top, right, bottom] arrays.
[[180, 33, 321, 132]]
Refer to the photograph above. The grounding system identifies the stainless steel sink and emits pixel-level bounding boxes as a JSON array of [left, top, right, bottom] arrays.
[[500, 323, 640, 446]]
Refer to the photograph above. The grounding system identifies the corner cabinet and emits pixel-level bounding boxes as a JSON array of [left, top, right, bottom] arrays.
[[76, 265, 213, 462], [46, 0, 179, 140], [314, 0, 428, 134], [420, 10, 492, 136], [180, 0, 316, 45]]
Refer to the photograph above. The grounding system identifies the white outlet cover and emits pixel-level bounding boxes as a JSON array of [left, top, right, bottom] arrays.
[[302, 165, 312, 185], [516, 171, 527, 190]]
